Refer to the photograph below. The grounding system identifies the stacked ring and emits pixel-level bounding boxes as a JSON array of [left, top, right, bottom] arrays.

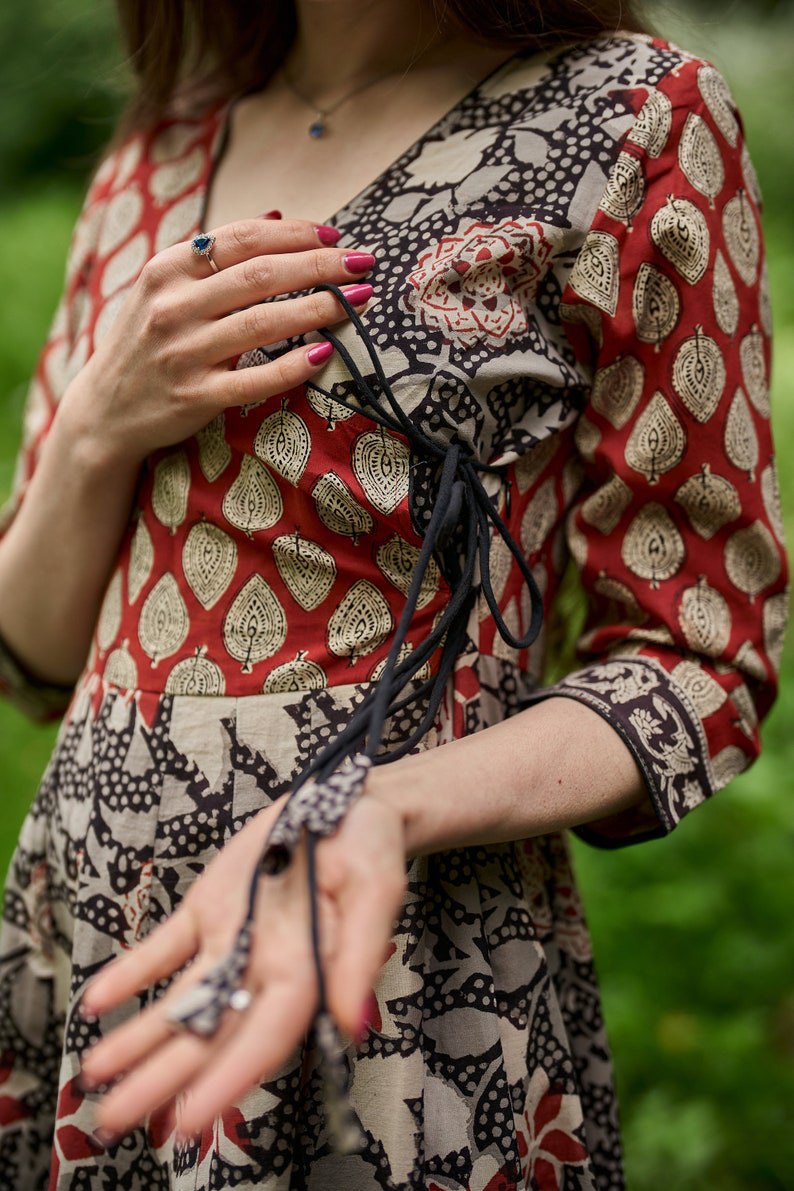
[[191, 231, 220, 273]]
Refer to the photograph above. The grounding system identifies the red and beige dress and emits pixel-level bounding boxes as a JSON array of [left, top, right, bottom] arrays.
[[0, 32, 787, 1191]]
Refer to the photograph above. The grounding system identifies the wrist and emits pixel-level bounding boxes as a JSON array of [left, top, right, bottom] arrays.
[[364, 753, 440, 859], [56, 364, 144, 477]]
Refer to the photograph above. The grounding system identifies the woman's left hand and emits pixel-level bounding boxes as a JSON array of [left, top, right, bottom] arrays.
[[78, 787, 408, 1144]]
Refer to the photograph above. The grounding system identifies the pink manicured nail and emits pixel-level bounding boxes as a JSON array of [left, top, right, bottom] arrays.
[[341, 283, 374, 305], [316, 224, 341, 245], [258, 209, 282, 219], [307, 341, 335, 366], [355, 991, 378, 1046], [344, 252, 375, 273]]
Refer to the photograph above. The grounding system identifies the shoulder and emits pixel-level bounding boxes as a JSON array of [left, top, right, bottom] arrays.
[[489, 33, 741, 160]]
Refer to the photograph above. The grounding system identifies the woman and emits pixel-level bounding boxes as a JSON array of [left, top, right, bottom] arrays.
[[0, 0, 786, 1186]]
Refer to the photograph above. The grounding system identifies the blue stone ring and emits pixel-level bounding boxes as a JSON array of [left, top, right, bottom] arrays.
[[190, 231, 220, 273]]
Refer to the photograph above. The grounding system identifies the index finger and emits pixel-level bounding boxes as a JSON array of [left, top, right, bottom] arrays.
[[188, 216, 343, 274]]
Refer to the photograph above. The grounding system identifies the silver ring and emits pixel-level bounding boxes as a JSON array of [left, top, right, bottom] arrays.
[[228, 988, 253, 1013], [164, 922, 254, 1038], [190, 231, 220, 274]]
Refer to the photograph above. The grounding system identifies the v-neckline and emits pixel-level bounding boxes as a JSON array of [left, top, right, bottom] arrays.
[[196, 47, 529, 234]]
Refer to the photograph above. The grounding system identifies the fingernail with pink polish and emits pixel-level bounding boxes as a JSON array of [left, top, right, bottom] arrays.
[[344, 252, 375, 274], [307, 342, 335, 366], [258, 209, 282, 219], [341, 283, 374, 305], [316, 224, 341, 246], [355, 992, 377, 1046]]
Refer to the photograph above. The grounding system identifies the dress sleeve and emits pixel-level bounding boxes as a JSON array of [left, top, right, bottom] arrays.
[[0, 140, 122, 720], [524, 57, 789, 847]]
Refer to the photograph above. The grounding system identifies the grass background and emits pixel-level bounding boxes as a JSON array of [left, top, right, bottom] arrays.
[[0, 3, 792, 1186]]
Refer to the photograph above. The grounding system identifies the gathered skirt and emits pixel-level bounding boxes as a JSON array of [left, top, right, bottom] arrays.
[[0, 665, 623, 1189]]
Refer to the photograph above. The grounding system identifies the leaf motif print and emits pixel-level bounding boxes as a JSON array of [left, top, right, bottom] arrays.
[[671, 658, 728, 718], [724, 522, 782, 601], [103, 638, 138, 690], [621, 504, 685, 587], [598, 151, 646, 226], [128, 516, 154, 605], [520, 475, 560, 557], [352, 430, 410, 515], [254, 400, 311, 486], [97, 569, 123, 653], [650, 196, 710, 285], [370, 641, 431, 683], [763, 592, 788, 672], [712, 250, 740, 337], [581, 473, 632, 534], [272, 532, 337, 611], [627, 88, 672, 157], [724, 388, 758, 480], [632, 264, 680, 348], [722, 191, 760, 286], [138, 573, 189, 666], [312, 472, 374, 543], [672, 328, 726, 423], [376, 535, 440, 608], [222, 575, 287, 671], [182, 521, 238, 610], [677, 576, 731, 655], [739, 327, 769, 417], [760, 463, 785, 544], [674, 465, 740, 540], [165, 645, 226, 695], [222, 456, 283, 537], [625, 392, 686, 483], [196, 413, 231, 482], [678, 113, 725, 207], [591, 355, 644, 429], [327, 580, 393, 662], [569, 230, 620, 316], [697, 64, 739, 146], [152, 450, 190, 534], [305, 387, 357, 429], [262, 651, 328, 694]]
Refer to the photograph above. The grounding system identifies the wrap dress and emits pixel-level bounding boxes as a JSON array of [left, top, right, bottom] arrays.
[[0, 31, 787, 1191]]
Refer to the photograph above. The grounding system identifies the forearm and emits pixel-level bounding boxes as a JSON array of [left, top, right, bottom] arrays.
[[0, 381, 141, 685], [371, 695, 647, 855]]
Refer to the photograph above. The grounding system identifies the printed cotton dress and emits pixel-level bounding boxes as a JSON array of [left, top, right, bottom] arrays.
[[0, 32, 787, 1191]]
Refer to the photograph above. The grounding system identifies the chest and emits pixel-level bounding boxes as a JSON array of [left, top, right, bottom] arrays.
[[201, 83, 484, 230]]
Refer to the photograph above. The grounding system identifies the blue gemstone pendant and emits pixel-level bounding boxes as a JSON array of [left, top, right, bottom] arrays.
[[309, 119, 326, 139], [191, 232, 216, 256]]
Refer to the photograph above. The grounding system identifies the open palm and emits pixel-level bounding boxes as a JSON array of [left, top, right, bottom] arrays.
[[78, 789, 408, 1144]]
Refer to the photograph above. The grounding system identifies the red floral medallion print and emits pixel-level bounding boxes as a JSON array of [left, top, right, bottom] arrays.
[[403, 217, 558, 345]]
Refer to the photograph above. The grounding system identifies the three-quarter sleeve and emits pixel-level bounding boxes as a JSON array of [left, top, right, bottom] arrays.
[[525, 56, 789, 847], [0, 141, 121, 720]]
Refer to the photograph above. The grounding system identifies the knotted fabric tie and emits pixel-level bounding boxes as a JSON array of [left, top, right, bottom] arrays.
[[168, 284, 545, 1151]]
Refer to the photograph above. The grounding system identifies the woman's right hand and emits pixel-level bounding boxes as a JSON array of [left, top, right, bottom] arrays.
[[61, 216, 375, 466]]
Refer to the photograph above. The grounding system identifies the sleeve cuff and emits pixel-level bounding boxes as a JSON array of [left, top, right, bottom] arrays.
[[0, 629, 75, 722], [519, 655, 716, 848]]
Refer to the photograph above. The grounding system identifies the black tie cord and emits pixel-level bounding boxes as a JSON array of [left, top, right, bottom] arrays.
[[189, 283, 546, 1151]]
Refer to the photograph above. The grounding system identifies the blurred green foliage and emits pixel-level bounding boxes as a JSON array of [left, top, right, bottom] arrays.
[[0, 3, 792, 1188]]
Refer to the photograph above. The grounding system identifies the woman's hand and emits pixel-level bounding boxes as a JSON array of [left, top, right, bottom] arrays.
[[78, 788, 407, 1144], [61, 216, 375, 467]]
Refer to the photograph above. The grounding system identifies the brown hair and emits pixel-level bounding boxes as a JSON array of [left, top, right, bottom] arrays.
[[109, 0, 649, 148]]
